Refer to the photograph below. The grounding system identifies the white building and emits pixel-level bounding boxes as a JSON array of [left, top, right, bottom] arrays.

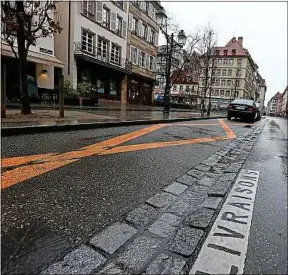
[[54, 1, 131, 103], [1, 7, 64, 102]]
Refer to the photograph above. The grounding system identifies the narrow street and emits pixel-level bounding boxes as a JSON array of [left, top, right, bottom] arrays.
[[1, 117, 287, 274]]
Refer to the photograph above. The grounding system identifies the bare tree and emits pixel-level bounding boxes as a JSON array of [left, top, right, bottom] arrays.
[[157, 12, 202, 111], [197, 25, 218, 116], [1, 1, 62, 114], [229, 69, 244, 101]]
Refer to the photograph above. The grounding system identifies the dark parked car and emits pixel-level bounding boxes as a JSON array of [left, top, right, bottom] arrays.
[[227, 99, 261, 123]]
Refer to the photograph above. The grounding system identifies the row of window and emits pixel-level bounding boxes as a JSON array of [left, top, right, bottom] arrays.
[[81, 1, 127, 38], [82, 30, 121, 64], [130, 46, 156, 71], [173, 85, 197, 92], [211, 89, 239, 98], [213, 68, 242, 77], [215, 49, 240, 57], [212, 79, 241, 87], [129, 13, 157, 45], [214, 58, 242, 66], [132, 1, 157, 21]]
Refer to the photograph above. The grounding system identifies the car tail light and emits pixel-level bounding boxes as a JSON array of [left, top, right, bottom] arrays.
[[228, 104, 233, 109], [248, 106, 255, 111]]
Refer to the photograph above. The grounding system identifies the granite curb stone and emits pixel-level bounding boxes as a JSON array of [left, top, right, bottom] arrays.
[[90, 222, 137, 254]]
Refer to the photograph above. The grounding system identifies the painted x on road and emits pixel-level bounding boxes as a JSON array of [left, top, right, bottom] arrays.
[[1, 119, 236, 189]]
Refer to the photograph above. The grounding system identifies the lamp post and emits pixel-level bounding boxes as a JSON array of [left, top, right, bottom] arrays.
[[156, 7, 187, 114]]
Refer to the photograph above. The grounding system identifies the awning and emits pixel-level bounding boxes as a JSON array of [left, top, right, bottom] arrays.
[[1, 43, 64, 68]]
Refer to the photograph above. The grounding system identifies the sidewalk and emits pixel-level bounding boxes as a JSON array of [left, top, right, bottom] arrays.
[[6, 101, 196, 112], [2, 108, 224, 128]]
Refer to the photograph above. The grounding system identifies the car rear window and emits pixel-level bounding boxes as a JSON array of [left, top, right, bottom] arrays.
[[232, 99, 254, 106]]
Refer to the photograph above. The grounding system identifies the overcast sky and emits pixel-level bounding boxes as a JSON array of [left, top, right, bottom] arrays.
[[159, 1, 287, 105]]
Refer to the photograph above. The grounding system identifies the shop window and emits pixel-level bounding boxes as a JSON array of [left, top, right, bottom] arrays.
[[111, 44, 121, 64], [110, 79, 117, 95], [97, 79, 105, 94], [82, 29, 95, 54]]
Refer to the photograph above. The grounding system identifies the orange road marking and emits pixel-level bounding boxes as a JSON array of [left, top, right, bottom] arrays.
[[1, 120, 236, 189], [1, 159, 77, 189], [167, 123, 219, 126], [1, 153, 57, 168], [99, 135, 229, 155], [218, 119, 237, 139], [37, 124, 166, 163]]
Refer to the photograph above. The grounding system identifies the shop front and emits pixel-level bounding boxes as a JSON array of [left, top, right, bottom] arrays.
[[76, 59, 125, 101], [1, 43, 64, 103], [127, 75, 154, 105]]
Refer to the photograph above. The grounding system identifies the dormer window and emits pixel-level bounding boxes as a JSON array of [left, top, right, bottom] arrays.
[[224, 50, 228, 56], [232, 49, 236, 55]]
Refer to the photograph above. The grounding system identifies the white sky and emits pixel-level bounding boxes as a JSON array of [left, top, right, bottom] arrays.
[[159, 0, 287, 105]]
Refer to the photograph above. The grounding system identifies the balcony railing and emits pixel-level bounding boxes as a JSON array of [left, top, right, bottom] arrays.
[[74, 42, 132, 73]]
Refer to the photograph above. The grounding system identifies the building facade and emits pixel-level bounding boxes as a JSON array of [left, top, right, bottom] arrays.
[[126, 1, 161, 105], [55, 1, 131, 103], [281, 86, 288, 117], [170, 70, 199, 105], [199, 37, 262, 108], [1, 6, 64, 103], [256, 72, 267, 112], [154, 44, 184, 100], [267, 92, 282, 116]]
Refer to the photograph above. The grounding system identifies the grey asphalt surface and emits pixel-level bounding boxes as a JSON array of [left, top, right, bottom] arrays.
[[243, 117, 287, 275], [1, 118, 257, 274]]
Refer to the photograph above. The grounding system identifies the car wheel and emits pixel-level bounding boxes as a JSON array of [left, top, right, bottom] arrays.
[[227, 114, 232, 120]]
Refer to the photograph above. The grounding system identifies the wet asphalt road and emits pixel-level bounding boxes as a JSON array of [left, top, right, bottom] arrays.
[[1, 118, 249, 273], [243, 117, 287, 275]]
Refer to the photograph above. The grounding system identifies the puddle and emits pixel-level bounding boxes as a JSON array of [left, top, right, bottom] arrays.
[[1, 221, 72, 274]]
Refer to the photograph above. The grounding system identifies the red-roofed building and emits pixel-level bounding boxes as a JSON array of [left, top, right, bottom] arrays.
[[198, 36, 263, 108]]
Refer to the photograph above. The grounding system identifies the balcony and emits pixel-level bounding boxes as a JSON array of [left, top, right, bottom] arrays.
[[74, 42, 132, 74]]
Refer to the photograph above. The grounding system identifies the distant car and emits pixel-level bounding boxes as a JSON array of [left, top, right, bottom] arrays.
[[227, 99, 261, 123]]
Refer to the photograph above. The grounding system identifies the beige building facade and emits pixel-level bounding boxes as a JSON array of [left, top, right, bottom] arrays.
[[1, 8, 64, 102], [199, 37, 263, 107], [54, 1, 131, 103], [126, 1, 161, 105]]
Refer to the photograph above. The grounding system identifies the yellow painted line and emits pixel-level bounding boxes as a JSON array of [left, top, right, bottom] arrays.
[[168, 123, 220, 126], [1, 120, 236, 189], [99, 135, 229, 155], [1, 159, 77, 189], [218, 119, 237, 139], [36, 124, 166, 163], [1, 124, 165, 189], [1, 153, 57, 168]]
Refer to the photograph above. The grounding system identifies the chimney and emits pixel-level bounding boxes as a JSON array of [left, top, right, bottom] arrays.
[[238, 37, 243, 46]]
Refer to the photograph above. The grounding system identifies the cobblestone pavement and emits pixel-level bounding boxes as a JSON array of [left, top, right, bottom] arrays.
[[41, 120, 266, 274]]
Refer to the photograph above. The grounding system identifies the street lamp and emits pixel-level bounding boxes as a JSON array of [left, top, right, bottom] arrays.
[[156, 8, 187, 113]]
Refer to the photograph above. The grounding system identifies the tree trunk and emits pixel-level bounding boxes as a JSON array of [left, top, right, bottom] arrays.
[[18, 58, 31, 114], [16, 1, 31, 115]]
